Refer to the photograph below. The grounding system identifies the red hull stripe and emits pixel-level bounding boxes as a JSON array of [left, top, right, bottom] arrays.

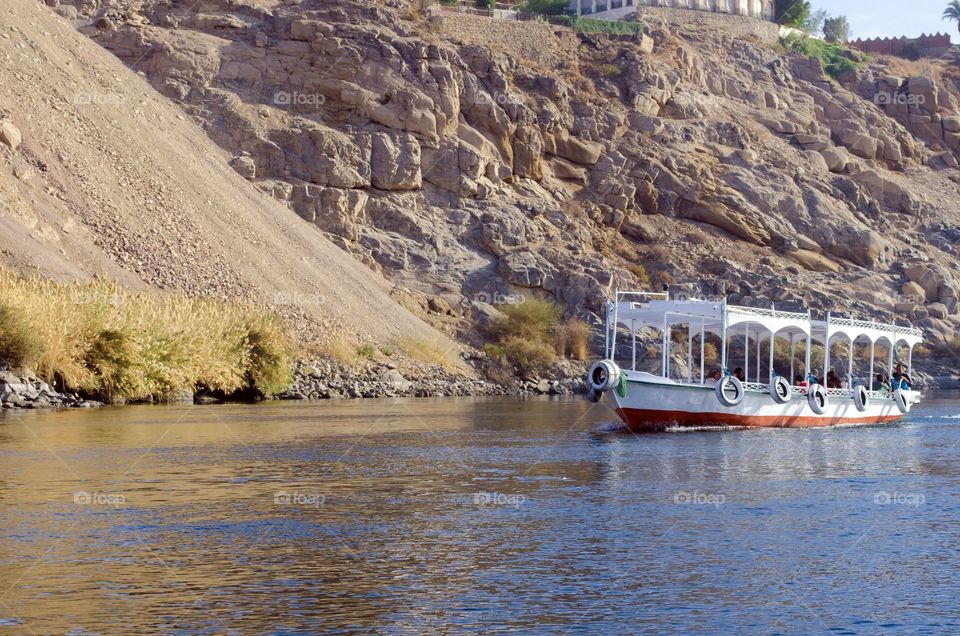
[[617, 408, 904, 430]]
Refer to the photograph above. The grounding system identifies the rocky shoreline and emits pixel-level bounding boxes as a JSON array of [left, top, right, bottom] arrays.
[[0, 357, 589, 410], [0, 371, 102, 409], [278, 357, 589, 401]]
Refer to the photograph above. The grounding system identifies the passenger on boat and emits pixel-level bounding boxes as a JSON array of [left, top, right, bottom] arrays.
[[732, 367, 745, 382], [876, 369, 891, 392], [826, 370, 844, 389], [705, 368, 723, 385], [893, 364, 913, 390], [794, 375, 809, 394]]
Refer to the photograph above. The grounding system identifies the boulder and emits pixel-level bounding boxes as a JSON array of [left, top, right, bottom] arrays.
[[371, 132, 421, 191], [379, 369, 412, 392], [904, 265, 941, 301], [0, 120, 21, 150], [229, 155, 256, 179], [794, 133, 829, 151], [943, 116, 960, 133], [498, 251, 556, 288], [545, 131, 603, 166], [928, 302, 949, 320], [901, 281, 926, 304], [513, 125, 544, 180], [550, 157, 588, 183], [820, 147, 849, 173]]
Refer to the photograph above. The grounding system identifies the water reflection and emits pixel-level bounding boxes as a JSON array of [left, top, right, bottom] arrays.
[[0, 397, 959, 633]]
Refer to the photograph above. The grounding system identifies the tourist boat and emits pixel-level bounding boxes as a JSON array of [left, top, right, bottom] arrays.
[[587, 290, 924, 431]]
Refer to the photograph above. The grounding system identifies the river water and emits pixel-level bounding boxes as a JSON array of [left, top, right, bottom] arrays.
[[1, 394, 960, 634]]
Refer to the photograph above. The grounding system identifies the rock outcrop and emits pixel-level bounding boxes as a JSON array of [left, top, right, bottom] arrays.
[[16, 0, 960, 358]]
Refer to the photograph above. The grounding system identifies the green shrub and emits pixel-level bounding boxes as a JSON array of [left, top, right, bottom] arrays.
[[84, 328, 136, 401], [552, 15, 643, 34], [517, 0, 568, 15], [780, 32, 859, 78], [491, 299, 560, 343], [245, 314, 295, 396], [503, 336, 557, 376], [599, 63, 622, 76], [486, 299, 592, 377], [356, 342, 376, 359]]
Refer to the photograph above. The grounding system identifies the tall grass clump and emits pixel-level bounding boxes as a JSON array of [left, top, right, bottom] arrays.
[[0, 269, 295, 402]]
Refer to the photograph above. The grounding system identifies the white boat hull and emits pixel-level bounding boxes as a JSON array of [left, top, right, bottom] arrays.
[[610, 372, 917, 431]]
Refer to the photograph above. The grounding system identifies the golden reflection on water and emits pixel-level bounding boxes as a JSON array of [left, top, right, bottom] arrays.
[[0, 397, 951, 633]]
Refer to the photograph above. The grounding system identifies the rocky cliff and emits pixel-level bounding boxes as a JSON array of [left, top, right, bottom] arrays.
[[15, 0, 960, 378]]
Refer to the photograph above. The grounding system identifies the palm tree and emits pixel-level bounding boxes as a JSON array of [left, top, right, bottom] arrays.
[[944, 0, 960, 36]]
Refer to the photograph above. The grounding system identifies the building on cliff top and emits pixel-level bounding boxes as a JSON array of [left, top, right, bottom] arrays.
[[569, 0, 774, 21], [849, 33, 953, 59]]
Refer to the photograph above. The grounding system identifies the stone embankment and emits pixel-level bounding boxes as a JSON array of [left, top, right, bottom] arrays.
[[280, 358, 588, 400]]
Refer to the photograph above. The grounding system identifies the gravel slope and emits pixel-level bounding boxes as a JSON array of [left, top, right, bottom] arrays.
[[0, 0, 454, 351]]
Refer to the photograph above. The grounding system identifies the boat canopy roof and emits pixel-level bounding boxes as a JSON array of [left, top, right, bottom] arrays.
[[609, 291, 924, 348]]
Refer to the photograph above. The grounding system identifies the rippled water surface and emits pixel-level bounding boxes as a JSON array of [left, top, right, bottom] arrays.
[[2, 393, 960, 634]]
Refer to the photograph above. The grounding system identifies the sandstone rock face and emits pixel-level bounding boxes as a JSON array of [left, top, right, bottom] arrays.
[[371, 132, 421, 191], [47, 0, 960, 349]]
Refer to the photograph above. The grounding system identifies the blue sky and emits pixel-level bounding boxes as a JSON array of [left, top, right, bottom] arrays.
[[824, 0, 958, 40]]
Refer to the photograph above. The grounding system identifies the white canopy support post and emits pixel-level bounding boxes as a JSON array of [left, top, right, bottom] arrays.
[[768, 333, 775, 383], [604, 302, 610, 358], [847, 336, 854, 392], [662, 314, 669, 378], [823, 312, 831, 382], [700, 318, 705, 384], [805, 309, 812, 378], [869, 340, 875, 391], [744, 324, 749, 381], [611, 290, 620, 360], [720, 301, 728, 371], [756, 334, 762, 383], [631, 319, 637, 371], [687, 325, 693, 383], [789, 333, 795, 384], [908, 344, 914, 379], [888, 332, 895, 381]]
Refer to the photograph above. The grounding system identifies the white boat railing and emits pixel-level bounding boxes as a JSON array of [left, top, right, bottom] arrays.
[[727, 305, 809, 321], [829, 316, 924, 338]]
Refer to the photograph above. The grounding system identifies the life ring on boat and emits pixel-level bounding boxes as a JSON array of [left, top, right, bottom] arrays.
[[715, 375, 744, 408], [893, 388, 911, 414], [853, 384, 869, 412], [587, 360, 621, 393], [807, 383, 829, 415], [770, 376, 792, 404]]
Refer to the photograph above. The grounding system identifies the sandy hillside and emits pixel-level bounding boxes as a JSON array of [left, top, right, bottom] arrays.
[[0, 0, 451, 350]]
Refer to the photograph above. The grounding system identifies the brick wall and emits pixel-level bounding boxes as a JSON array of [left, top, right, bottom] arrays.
[[850, 33, 952, 58]]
